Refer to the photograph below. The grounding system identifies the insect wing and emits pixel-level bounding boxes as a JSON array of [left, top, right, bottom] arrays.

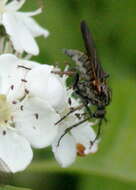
[[80, 21, 106, 80], [80, 20, 96, 60]]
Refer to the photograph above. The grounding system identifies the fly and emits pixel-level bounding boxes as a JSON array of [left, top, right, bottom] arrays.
[[55, 20, 111, 146]]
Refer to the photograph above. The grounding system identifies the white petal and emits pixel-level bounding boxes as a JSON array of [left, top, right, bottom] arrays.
[[6, 66, 27, 101], [19, 8, 42, 17], [71, 122, 98, 154], [0, 54, 18, 76], [26, 65, 65, 109], [3, 13, 39, 55], [7, 58, 41, 101], [0, 54, 32, 99], [0, 127, 33, 173], [17, 59, 40, 69], [0, 54, 18, 94], [6, 0, 26, 11], [0, 55, 43, 100], [17, 12, 49, 38], [52, 134, 76, 167], [15, 97, 60, 148]]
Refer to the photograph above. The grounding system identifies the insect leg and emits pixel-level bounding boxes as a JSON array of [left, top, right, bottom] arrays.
[[57, 117, 89, 146], [90, 119, 102, 146], [51, 70, 75, 76], [73, 78, 93, 118], [55, 104, 84, 125], [85, 104, 93, 118]]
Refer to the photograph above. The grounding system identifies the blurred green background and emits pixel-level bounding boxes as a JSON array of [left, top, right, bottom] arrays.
[[4, 0, 136, 190]]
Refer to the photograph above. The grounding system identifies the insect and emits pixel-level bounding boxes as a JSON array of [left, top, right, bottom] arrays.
[[64, 20, 111, 119], [56, 20, 111, 145]]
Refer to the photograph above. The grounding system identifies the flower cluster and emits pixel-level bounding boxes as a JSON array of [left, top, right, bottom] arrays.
[[0, 0, 98, 173]]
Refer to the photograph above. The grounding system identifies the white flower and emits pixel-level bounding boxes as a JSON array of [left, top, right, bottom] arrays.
[[0, 53, 64, 173], [52, 79, 98, 167], [25, 66, 66, 110], [52, 122, 98, 167], [0, 0, 49, 55]]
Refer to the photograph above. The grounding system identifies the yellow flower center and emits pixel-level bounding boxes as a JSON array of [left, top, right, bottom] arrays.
[[0, 94, 11, 125]]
